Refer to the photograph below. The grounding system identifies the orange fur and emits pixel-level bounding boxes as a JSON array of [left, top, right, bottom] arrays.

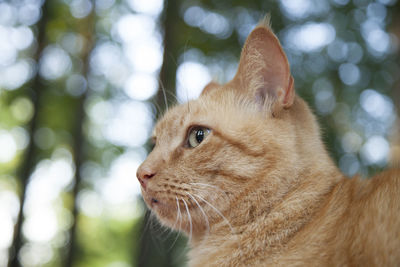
[[137, 19, 400, 266]]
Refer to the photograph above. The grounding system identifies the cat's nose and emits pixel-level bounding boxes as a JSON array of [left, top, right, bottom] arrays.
[[136, 166, 155, 190]]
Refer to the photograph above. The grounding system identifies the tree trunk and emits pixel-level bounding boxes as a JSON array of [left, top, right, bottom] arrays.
[[7, 2, 49, 267], [64, 2, 96, 266]]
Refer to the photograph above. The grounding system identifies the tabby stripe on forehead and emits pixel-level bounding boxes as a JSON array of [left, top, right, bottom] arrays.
[[213, 130, 265, 157]]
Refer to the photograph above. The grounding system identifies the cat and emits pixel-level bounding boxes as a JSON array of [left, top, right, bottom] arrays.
[[136, 17, 400, 266]]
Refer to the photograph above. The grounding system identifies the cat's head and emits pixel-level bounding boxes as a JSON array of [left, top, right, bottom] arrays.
[[137, 19, 300, 236]]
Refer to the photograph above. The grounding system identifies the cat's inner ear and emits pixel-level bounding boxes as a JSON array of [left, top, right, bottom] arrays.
[[232, 20, 294, 114], [201, 81, 220, 96]]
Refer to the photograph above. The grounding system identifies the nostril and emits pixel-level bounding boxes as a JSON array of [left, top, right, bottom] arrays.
[[137, 167, 156, 190], [138, 178, 146, 189], [137, 166, 156, 180], [143, 173, 155, 180]]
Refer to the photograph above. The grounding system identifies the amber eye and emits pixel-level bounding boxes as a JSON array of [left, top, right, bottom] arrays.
[[188, 127, 211, 148]]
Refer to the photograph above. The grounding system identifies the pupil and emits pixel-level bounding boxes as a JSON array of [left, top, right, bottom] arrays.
[[196, 129, 204, 143]]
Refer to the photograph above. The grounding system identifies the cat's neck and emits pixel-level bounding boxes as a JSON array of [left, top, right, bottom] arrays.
[[191, 96, 344, 248]]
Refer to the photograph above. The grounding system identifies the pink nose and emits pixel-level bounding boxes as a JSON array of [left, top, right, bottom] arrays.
[[136, 166, 155, 190]]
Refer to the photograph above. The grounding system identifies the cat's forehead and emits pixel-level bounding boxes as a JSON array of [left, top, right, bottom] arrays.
[[153, 101, 203, 139]]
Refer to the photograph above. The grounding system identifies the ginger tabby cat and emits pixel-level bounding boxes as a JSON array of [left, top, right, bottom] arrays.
[[136, 18, 400, 266]]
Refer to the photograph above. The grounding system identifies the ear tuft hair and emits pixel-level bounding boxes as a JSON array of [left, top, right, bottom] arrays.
[[258, 14, 272, 29]]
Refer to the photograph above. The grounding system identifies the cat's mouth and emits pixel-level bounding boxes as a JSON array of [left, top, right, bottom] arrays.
[[141, 189, 159, 208], [142, 189, 186, 227], [141, 188, 172, 214], [145, 195, 159, 207]]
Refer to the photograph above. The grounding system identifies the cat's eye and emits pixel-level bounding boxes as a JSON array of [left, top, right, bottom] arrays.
[[187, 127, 211, 148]]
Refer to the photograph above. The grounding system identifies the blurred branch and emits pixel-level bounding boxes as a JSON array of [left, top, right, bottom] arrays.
[[7, 1, 49, 267], [64, 2, 96, 267]]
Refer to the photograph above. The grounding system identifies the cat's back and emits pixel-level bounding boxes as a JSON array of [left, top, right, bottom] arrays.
[[347, 168, 400, 265], [347, 168, 400, 235], [276, 169, 400, 267], [346, 168, 400, 212]]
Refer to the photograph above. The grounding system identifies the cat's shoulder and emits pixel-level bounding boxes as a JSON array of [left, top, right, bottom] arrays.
[[340, 168, 400, 220], [349, 167, 398, 185], [369, 168, 400, 197], [365, 168, 400, 191], [371, 168, 400, 180]]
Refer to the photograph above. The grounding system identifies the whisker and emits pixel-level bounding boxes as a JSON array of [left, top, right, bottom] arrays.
[[170, 197, 181, 230], [192, 193, 234, 234], [150, 99, 162, 119], [168, 196, 183, 251], [187, 192, 210, 233], [182, 197, 193, 244], [177, 196, 182, 231], [150, 213, 168, 237], [160, 79, 169, 112], [164, 86, 179, 103], [141, 209, 152, 236], [187, 101, 191, 114], [153, 78, 179, 119], [153, 213, 174, 239], [183, 39, 190, 105], [161, 196, 182, 242]]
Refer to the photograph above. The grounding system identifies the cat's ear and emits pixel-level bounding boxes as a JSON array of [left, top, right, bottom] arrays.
[[201, 81, 220, 96], [232, 19, 294, 115]]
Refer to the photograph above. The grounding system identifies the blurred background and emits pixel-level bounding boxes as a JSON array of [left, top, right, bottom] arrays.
[[0, 0, 399, 266]]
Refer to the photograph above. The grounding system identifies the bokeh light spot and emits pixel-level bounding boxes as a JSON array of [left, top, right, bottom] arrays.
[[339, 153, 360, 176], [177, 62, 211, 103], [39, 46, 72, 80], [126, 42, 163, 73], [10, 97, 34, 123], [341, 131, 363, 153], [104, 101, 153, 147], [360, 89, 394, 121], [66, 74, 87, 97], [338, 63, 360, 85], [285, 23, 336, 52], [0, 130, 17, 163], [23, 209, 58, 243], [127, 0, 164, 16], [0, 26, 17, 66], [11, 26, 34, 50], [70, 0, 93, 19], [18, 3, 42, 26], [115, 14, 155, 44], [124, 73, 158, 101], [184, 7, 231, 39], [0, 3, 17, 26], [361, 135, 389, 165], [77, 190, 103, 217], [34, 128, 56, 150], [280, 0, 312, 19]]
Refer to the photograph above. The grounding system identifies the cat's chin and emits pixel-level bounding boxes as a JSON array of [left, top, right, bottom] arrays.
[[142, 189, 179, 227]]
